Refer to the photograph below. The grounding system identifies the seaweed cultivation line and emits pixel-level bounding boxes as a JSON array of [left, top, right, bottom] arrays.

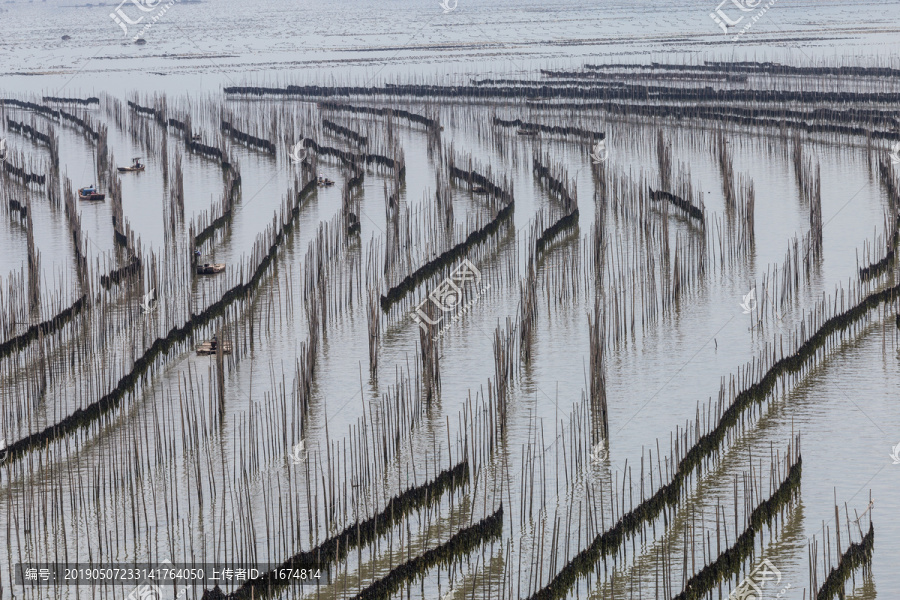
[[1, 98, 60, 118], [192, 169, 243, 249], [6, 118, 54, 150], [223, 460, 470, 599], [127, 99, 166, 124], [537, 68, 749, 83], [380, 160, 514, 311], [524, 99, 900, 144], [532, 210, 579, 257], [3, 159, 45, 185], [858, 160, 899, 281], [532, 153, 580, 254], [58, 108, 100, 141], [813, 522, 874, 600], [219, 78, 900, 110], [532, 153, 578, 215], [801, 492, 876, 600], [447, 160, 513, 206], [301, 137, 405, 178], [649, 189, 704, 223], [221, 120, 276, 155], [42, 96, 100, 105], [582, 60, 900, 77], [495, 117, 604, 141], [673, 441, 801, 600], [323, 117, 369, 146], [349, 507, 503, 600], [316, 101, 440, 131], [167, 115, 234, 170], [0, 295, 88, 360], [99, 257, 143, 289]]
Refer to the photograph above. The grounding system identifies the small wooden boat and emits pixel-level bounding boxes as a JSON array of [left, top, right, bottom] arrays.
[[118, 157, 145, 173], [516, 128, 538, 136], [317, 175, 335, 187], [473, 186, 490, 195], [196, 263, 226, 275], [196, 336, 232, 356], [78, 186, 105, 201]]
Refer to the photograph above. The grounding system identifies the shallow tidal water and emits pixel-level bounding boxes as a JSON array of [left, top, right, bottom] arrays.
[[1, 1, 900, 599]]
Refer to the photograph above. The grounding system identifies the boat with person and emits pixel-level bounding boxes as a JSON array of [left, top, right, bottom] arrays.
[[196, 335, 232, 355], [117, 157, 145, 173], [196, 263, 226, 275], [78, 185, 105, 201]]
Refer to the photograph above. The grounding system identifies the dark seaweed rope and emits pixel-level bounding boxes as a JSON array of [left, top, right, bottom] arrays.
[[673, 456, 802, 600], [495, 117, 604, 141], [42, 96, 99, 105], [7, 118, 53, 147], [532, 156, 580, 253], [858, 162, 898, 281], [220, 120, 275, 154], [0, 296, 89, 360], [349, 507, 503, 600], [815, 520, 874, 600], [649, 188, 705, 223], [223, 460, 470, 600], [193, 173, 243, 248], [379, 165, 514, 311], [322, 118, 368, 146]]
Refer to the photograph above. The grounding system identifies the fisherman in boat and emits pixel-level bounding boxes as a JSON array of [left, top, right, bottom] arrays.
[[118, 157, 145, 172], [78, 184, 105, 200]]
